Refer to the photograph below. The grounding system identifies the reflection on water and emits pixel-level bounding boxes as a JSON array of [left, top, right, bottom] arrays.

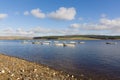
[[0, 40, 120, 79]]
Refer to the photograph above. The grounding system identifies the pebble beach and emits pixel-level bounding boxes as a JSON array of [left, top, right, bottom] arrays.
[[0, 54, 78, 80]]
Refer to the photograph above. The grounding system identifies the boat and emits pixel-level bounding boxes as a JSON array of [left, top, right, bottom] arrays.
[[55, 43, 65, 46], [42, 42, 50, 45], [32, 41, 41, 44], [69, 41, 76, 44], [106, 42, 117, 45], [64, 43, 75, 47]]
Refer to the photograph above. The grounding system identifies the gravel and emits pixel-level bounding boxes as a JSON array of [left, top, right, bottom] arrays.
[[0, 54, 78, 80]]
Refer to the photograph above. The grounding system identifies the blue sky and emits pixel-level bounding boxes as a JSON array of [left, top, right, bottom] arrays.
[[0, 0, 120, 36]]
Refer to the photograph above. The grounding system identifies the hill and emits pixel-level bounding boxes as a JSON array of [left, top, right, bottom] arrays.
[[33, 35, 120, 40]]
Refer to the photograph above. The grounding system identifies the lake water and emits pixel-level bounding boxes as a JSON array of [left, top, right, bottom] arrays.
[[0, 40, 120, 80]]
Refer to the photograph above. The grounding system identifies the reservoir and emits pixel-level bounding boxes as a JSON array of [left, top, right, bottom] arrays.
[[0, 40, 120, 80]]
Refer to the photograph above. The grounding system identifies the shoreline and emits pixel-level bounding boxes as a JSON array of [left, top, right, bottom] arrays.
[[0, 54, 78, 80]]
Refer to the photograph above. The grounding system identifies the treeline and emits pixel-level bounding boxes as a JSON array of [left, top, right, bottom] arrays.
[[33, 35, 120, 40], [33, 36, 62, 39], [85, 35, 120, 40]]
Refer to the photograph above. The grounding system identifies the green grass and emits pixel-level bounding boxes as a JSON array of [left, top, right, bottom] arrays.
[[58, 37, 99, 40]]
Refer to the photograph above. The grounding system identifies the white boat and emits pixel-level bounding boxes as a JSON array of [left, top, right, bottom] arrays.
[[32, 41, 41, 44], [106, 42, 117, 45], [55, 43, 64, 46], [69, 41, 76, 44], [64, 43, 75, 47], [43, 42, 50, 45]]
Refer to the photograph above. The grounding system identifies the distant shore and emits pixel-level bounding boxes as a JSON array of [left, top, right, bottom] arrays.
[[0, 35, 120, 40], [0, 54, 78, 80], [33, 35, 120, 40]]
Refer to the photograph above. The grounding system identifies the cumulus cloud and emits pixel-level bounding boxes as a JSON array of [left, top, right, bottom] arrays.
[[31, 27, 51, 33], [31, 8, 45, 18], [30, 26, 83, 36], [78, 17, 83, 21], [70, 18, 120, 35], [48, 7, 76, 20], [24, 11, 29, 16], [100, 18, 120, 33], [100, 18, 120, 27], [0, 13, 8, 20], [2, 17, 120, 36], [70, 23, 80, 28], [1, 28, 34, 36], [70, 23, 108, 30]]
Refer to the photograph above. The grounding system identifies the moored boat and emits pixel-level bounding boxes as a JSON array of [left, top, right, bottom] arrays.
[[54, 43, 65, 46], [106, 42, 117, 45], [69, 41, 76, 44], [64, 43, 75, 47]]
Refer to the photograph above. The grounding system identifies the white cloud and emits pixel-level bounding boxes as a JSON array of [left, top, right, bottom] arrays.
[[70, 23, 80, 28], [0, 13, 8, 20], [100, 18, 120, 27], [70, 23, 109, 30], [31, 27, 51, 33], [30, 26, 83, 36], [1, 28, 34, 36], [70, 18, 120, 35], [100, 18, 120, 33], [78, 17, 83, 21], [0, 26, 92, 36], [48, 7, 76, 20], [24, 11, 29, 16], [1, 17, 120, 36], [31, 8, 45, 18]]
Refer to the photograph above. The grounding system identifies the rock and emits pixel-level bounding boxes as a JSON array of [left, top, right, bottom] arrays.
[[80, 74, 84, 77], [23, 77, 32, 80], [53, 72, 56, 76], [16, 77, 20, 80], [67, 74, 70, 77], [11, 73, 14, 77], [8, 70, 11, 73], [33, 69, 37, 72], [35, 74, 38, 77], [46, 67, 49, 70], [8, 78, 12, 80], [20, 69, 24, 73], [71, 75, 74, 78], [41, 73, 44, 75], [0, 69, 5, 74]]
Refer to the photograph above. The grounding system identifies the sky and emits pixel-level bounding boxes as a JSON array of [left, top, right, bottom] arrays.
[[0, 0, 120, 36]]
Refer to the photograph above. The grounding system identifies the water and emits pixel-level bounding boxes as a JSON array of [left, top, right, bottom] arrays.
[[0, 40, 120, 79]]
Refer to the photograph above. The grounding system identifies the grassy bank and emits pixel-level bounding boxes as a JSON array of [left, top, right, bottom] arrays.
[[33, 35, 120, 40], [57, 37, 99, 40]]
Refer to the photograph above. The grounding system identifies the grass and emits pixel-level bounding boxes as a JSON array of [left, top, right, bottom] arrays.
[[58, 37, 99, 40]]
